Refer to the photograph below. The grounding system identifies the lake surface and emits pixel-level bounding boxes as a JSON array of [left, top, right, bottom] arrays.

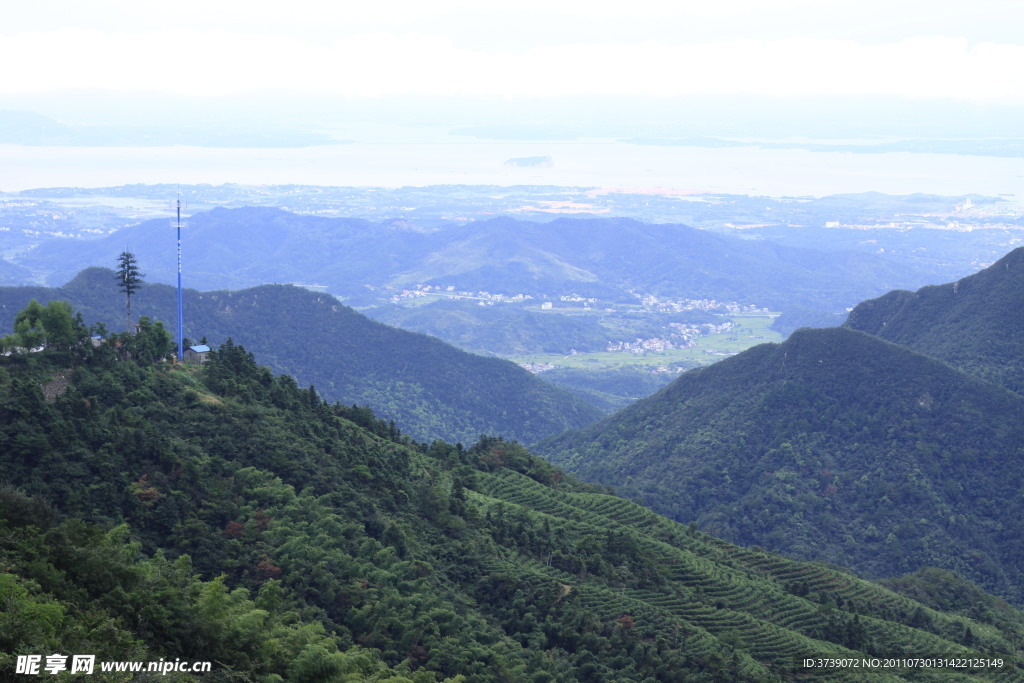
[[3, 141, 1023, 198]]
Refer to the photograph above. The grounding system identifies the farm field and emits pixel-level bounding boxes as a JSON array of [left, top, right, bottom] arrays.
[[512, 313, 783, 374]]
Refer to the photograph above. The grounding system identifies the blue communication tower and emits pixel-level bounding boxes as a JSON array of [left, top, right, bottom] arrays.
[[173, 196, 187, 361]]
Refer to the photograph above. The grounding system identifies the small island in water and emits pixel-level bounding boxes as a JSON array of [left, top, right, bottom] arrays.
[[504, 155, 554, 167]]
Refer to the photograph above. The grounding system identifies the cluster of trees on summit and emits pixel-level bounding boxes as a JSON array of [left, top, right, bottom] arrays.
[[0, 298, 81, 354], [1, 251, 165, 360]]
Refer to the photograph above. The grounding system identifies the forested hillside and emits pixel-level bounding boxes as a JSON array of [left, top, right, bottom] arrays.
[[0, 270, 603, 444], [2, 317, 1022, 680], [845, 246, 1024, 394], [537, 326, 1024, 604]]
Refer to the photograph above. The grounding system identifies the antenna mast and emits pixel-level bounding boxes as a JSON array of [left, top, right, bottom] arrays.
[[173, 194, 187, 361]]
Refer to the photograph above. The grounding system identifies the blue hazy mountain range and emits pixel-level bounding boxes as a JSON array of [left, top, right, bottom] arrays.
[[19, 207, 946, 314]]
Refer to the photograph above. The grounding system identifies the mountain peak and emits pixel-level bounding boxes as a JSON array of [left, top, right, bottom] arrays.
[[845, 245, 1024, 393]]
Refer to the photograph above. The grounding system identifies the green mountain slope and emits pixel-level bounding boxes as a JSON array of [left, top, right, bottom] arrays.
[[0, 269, 603, 444], [2, 334, 1021, 681], [537, 326, 1024, 603], [0, 258, 33, 286], [844, 246, 1024, 394]]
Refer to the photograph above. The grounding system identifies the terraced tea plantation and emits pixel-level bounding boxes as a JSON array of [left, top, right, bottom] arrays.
[[471, 469, 1023, 681]]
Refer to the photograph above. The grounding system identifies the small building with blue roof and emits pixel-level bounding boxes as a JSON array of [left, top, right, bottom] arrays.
[[184, 344, 211, 364]]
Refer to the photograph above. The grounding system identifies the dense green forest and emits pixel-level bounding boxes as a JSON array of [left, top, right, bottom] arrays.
[[3, 307, 1022, 680], [0, 269, 603, 445], [538, 326, 1024, 604], [845, 246, 1024, 395]]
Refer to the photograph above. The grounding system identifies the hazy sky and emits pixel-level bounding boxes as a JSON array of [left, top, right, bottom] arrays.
[[5, 1, 1024, 196], [5, 0, 1024, 102]]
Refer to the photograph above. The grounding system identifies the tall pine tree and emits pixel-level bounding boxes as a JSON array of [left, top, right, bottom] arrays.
[[116, 251, 144, 332]]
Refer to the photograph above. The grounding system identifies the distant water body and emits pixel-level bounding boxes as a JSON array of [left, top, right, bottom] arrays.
[[3, 141, 1023, 198]]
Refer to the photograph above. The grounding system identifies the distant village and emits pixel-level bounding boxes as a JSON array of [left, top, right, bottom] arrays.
[[387, 283, 774, 363], [389, 283, 768, 314]]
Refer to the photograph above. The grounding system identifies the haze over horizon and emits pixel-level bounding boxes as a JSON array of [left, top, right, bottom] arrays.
[[3, 1, 1024, 195]]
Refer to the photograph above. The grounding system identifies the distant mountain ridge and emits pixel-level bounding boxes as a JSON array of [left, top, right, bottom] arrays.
[[537, 325, 1024, 602], [0, 109, 340, 147], [845, 246, 1024, 394], [18, 207, 941, 312], [0, 268, 603, 444]]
